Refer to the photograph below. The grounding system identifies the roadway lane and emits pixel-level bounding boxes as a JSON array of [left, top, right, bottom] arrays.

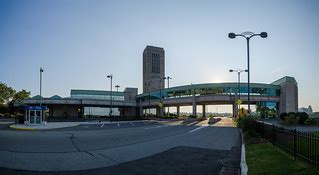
[[55, 120, 161, 131], [0, 118, 241, 172], [0, 123, 11, 130]]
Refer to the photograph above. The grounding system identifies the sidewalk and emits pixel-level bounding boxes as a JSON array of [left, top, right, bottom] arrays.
[[9, 122, 82, 131]]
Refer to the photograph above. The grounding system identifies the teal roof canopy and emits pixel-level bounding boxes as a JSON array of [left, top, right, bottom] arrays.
[[31, 95, 43, 99], [50, 95, 62, 99]]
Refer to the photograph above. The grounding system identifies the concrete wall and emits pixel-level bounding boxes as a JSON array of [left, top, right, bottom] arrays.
[[48, 105, 80, 118], [272, 76, 298, 114], [279, 82, 298, 113], [123, 107, 138, 117], [124, 88, 138, 101]]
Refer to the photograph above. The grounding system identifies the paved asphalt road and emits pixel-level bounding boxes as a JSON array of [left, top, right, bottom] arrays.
[[0, 118, 241, 175]]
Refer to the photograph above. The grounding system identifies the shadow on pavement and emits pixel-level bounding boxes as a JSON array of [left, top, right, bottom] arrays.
[[208, 118, 222, 125], [0, 146, 240, 175]]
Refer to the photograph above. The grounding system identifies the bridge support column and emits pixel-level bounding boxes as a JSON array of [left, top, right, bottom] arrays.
[[192, 89, 197, 116], [156, 107, 160, 117], [202, 105, 206, 118], [139, 99, 143, 117], [160, 107, 164, 117], [176, 106, 180, 117], [156, 107, 164, 117]]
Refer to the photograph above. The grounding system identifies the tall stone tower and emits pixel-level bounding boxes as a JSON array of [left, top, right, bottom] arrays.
[[143, 46, 165, 93]]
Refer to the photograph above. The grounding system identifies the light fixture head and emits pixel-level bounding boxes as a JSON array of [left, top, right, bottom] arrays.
[[228, 33, 236, 39], [260, 32, 268, 38]]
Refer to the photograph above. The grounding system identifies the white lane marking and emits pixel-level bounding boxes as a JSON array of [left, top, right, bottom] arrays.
[[84, 125, 89, 128], [144, 125, 170, 129], [189, 126, 207, 133], [186, 121, 198, 126], [100, 123, 104, 128], [130, 122, 135, 126], [117, 123, 120, 127]]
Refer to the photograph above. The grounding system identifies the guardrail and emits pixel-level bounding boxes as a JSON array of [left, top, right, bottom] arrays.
[[255, 121, 319, 167]]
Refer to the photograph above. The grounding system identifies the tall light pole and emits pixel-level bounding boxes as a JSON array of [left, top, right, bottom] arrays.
[[107, 74, 113, 121], [228, 31, 268, 113], [115, 85, 120, 92], [159, 78, 163, 117], [40, 67, 44, 107], [148, 90, 151, 116], [163, 76, 172, 115], [229, 69, 247, 115], [229, 69, 248, 100], [163, 76, 172, 88]]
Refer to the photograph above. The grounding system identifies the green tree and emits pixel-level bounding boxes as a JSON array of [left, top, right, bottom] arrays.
[[13, 89, 31, 102], [0, 82, 16, 104]]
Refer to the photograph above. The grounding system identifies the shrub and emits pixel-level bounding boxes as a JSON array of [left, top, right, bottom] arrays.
[[296, 112, 309, 124], [236, 116, 257, 138], [166, 113, 177, 116], [304, 118, 315, 125], [208, 114, 215, 118], [15, 114, 24, 124], [279, 113, 287, 121], [283, 113, 299, 125], [189, 115, 198, 118], [162, 115, 177, 119], [268, 109, 277, 118]]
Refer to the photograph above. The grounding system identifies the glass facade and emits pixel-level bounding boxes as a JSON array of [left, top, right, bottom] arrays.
[[137, 83, 281, 102], [84, 107, 120, 116], [70, 90, 124, 101]]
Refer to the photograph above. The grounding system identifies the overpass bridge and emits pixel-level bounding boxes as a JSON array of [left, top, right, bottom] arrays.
[[136, 82, 282, 117]]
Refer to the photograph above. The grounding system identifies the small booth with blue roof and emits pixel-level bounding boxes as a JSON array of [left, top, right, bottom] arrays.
[[24, 106, 47, 125]]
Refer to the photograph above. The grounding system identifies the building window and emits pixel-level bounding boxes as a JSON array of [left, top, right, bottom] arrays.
[[152, 53, 160, 73]]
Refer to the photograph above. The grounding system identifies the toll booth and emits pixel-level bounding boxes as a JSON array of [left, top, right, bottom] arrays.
[[24, 106, 48, 125]]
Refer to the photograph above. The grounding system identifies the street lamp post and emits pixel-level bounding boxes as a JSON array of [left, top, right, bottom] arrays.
[[148, 90, 151, 116], [115, 85, 120, 92], [107, 74, 113, 122], [40, 67, 44, 123], [228, 31, 268, 113], [40, 67, 44, 107], [163, 76, 172, 88], [229, 69, 248, 116], [163, 76, 172, 114], [159, 78, 163, 117], [229, 69, 248, 100]]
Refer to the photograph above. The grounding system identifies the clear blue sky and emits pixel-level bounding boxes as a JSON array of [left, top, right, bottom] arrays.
[[1, 0, 318, 111]]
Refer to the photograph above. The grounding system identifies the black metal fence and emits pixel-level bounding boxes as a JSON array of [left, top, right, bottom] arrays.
[[255, 121, 319, 167]]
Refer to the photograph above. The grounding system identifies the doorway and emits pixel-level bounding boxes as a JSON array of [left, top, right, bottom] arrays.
[[29, 110, 42, 124]]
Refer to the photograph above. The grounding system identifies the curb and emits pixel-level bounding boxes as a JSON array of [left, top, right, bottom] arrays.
[[8, 124, 80, 131], [239, 128, 248, 175], [9, 125, 36, 131]]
